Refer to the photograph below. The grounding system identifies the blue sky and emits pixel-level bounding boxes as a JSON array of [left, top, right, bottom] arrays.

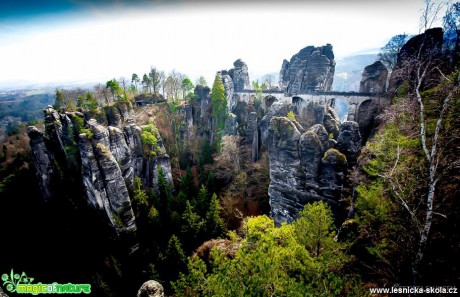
[[0, 0, 434, 89]]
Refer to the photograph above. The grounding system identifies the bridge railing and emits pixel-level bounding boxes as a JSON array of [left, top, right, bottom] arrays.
[[236, 90, 387, 97]]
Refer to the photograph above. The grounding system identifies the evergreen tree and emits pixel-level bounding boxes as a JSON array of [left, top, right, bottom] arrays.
[[293, 201, 339, 258], [181, 201, 204, 251], [162, 235, 187, 282], [180, 166, 197, 199], [205, 193, 226, 238], [55, 89, 65, 109], [85, 92, 98, 111], [198, 141, 213, 168], [106, 79, 121, 101], [181, 77, 194, 99], [131, 73, 140, 93], [194, 185, 209, 217], [175, 191, 188, 214], [211, 74, 228, 130], [197, 75, 207, 86]]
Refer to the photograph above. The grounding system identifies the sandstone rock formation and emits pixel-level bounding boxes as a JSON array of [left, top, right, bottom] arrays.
[[245, 112, 259, 162], [389, 28, 444, 92], [267, 115, 360, 224], [268, 117, 341, 224], [137, 280, 164, 297], [222, 74, 235, 111], [323, 106, 341, 138], [279, 44, 335, 94], [336, 121, 362, 166], [27, 126, 53, 201], [359, 61, 388, 93], [319, 148, 347, 200], [228, 59, 251, 91], [27, 104, 173, 236], [224, 113, 238, 135], [221, 59, 251, 112]]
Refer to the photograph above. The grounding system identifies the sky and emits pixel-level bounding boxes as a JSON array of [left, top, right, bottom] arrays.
[[0, 0, 439, 90]]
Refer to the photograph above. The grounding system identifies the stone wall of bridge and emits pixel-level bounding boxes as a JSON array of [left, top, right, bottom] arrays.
[[232, 91, 388, 123]]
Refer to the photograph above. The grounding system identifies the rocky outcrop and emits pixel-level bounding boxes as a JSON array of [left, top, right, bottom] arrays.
[[246, 112, 259, 162], [389, 28, 444, 92], [224, 113, 238, 135], [259, 101, 289, 147], [336, 121, 361, 167], [228, 59, 250, 91], [323, 106, 341, 139], [359, 61, 388, 93], [28, 105, 173, 236], [80, 134, 136, 234], [194, 85, 211, 119], [137, 280, 164, 297], [267, 115, 359, 224], [268, 117, 305, 224], [319, 149, 347, 200], [221, 59, 251, 113], [279, 44, 335, 94], [222, 74, 235, 112], [27, 126, 53, 201]]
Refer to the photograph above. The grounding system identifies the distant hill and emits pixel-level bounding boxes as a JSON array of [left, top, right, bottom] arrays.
[[332, 54, 377, 92]]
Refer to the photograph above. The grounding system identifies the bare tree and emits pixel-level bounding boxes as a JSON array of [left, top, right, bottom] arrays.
[[378, 34, 411, 71], [443, 1, 460, 64], [402, 0, 459, 280], [213, 135, 241, 182], [262, 74, 275, 88], [159, 70, 166, 96]]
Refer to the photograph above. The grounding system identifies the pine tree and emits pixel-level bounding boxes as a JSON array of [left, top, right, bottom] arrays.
[[162, 234, 187, 282], [293, 201, 338, 257], [180, 166, 197, 199], [55, 89, 65, 109], [205, 193, 226, 238], [194, 185, 209, 217], [211, 73, 228, 130], [181, 201, 204, 251]]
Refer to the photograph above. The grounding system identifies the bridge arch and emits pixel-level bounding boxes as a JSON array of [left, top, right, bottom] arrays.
[[292, 96, 304, 105], [327, 98, 350, 121]]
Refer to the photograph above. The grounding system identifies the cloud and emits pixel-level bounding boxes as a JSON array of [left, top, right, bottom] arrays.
[[0, 0, 429, 89]]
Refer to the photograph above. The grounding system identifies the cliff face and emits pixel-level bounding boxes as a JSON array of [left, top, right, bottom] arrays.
[[359, 61, 388, 93], [28, 103, 173, 236], [267, 115, 359, 224], [221, 59, 251, 113], [279, 44, 335, 94]]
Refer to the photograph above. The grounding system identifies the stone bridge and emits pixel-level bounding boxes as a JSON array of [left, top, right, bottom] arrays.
[[232, 90, 389, 122]]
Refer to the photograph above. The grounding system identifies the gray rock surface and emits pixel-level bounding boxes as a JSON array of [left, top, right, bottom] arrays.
[[268, 117, 329, 224], [259, 101, 289, 147], [246, 112, 258, 162], [224, 113, 238, 135], [229, 59, 250, 91], [359, 61, 388, 93], [323, 106, 341, 138], [137, 280, 164, 297], [27, 126, 53, 201], [194, 85, 211, 119], [222, 74, 235, 112], [267, 115, 354, 224], [336, 121, 361, 167], [28, 106, 173, 236], [279, 44, 335, 94], [319, 148, 347, 200]]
